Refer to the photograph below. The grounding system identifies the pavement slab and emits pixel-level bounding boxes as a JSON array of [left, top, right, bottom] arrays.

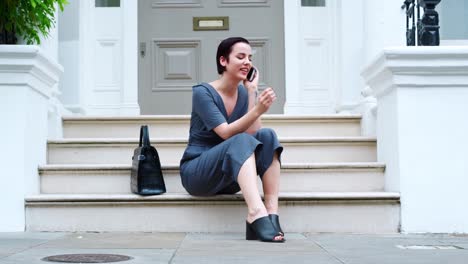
[[36, 232, 185, 249], [307, 233, 468, 264], [0, 248, 174, 264], [0, 232, 66, 260], [1, 232, 468, 264], [173, 233, 338, 264]]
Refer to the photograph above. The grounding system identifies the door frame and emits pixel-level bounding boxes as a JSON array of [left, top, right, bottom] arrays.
[[136, 0, 288, 115], [283, 0, 341, 114], [79, 0, 140, 115], [130, 0, 342, 115]]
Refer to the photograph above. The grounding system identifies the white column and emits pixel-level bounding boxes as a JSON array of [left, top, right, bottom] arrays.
[[283, 0, 301, 114], [363, 0, 406, 64], [362, 46, 468, 233], [335, 0, 365, 111], [41, 7, 70, 139], [58, 0, 85, 114], [352, 0, 406, 135], [0, 46, 62, 231], [120, 0, 140, 115]]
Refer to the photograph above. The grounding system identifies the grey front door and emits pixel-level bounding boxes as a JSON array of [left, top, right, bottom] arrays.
[[138, 0, 285, 114]]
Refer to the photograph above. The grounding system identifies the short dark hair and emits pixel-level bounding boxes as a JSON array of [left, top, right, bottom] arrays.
[[216, 37, 250, 74]]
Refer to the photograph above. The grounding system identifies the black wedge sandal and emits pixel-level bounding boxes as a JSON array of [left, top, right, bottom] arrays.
[[246, 216, 284, 243], [269, 214, 285, 237]]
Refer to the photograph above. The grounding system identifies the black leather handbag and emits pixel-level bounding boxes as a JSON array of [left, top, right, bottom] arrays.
[[131, 125, 166, 195]]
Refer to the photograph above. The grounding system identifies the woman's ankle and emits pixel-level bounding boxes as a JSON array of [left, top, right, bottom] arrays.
[[263, 196, 278, 215], [265, 204, 278, 215], [246, 207, 268, 223]]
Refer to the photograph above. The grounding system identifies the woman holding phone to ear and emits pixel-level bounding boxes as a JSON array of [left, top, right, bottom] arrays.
[[179, 37, 284, 243]]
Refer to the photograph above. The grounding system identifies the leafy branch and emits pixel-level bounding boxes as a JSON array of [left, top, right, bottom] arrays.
[[0, 0, 68, 44]]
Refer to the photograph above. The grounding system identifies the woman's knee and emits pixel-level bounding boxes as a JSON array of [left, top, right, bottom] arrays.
[[255, 128, 278, 141]]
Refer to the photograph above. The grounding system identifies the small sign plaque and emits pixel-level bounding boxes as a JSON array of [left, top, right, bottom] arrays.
[[193, 17, 229, 31]]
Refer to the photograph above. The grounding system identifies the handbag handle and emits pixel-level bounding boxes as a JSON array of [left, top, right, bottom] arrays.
[[139, 125, 151, 147]]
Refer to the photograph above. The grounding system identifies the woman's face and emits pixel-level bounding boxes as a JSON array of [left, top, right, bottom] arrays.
[[222, 42, 253, 80]]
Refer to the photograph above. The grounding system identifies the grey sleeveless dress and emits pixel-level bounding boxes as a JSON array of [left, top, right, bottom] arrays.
[[179, 83, 283, 196]]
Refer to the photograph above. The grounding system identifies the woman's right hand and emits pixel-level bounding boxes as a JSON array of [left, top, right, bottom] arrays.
[[255, 87, 277, 114]]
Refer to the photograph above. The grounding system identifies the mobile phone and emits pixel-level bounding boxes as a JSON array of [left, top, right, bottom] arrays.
[[247, 67, 257, 82]]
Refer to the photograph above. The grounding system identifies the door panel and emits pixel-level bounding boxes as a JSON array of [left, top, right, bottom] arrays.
[[152, 40, 201, 92], [138, 0, 284, 114]]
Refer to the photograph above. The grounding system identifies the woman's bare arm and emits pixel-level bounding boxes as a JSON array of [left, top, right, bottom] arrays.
[[245, 87, 262, 134], [213, 88, 276, 140]]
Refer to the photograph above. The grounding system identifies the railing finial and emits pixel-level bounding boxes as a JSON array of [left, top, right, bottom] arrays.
[[402, 0, 441, 46]]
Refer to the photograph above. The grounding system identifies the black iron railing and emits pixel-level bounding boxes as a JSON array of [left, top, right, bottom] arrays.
[[402, 0, 441, 46]]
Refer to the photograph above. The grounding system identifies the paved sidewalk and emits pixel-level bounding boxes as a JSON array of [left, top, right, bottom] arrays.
[[1, 232, 468, 263]]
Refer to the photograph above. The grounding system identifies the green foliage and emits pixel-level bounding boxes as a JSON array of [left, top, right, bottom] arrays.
[[0, 0, 68, 44]]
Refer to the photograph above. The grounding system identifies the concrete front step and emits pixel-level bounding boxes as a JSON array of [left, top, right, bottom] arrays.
[[39, 163, 385, 194], [47, 137, 377, 165], [25, 192, 400, 233], [62, 115, 362, 139]]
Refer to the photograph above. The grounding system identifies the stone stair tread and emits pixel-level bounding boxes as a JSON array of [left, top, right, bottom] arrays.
[[62, 114, 362, 121], [25, 192, 400, 203], [48, 136, 377, 144], [39, 162, 386, 171], [38, 162, 386, 194], [62, 115, 363, 139], [47, 137, 377, 164]]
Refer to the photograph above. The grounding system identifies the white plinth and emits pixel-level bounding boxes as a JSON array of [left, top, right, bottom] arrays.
[[362, 46, 468, 233], [0, 45, 62, 231]]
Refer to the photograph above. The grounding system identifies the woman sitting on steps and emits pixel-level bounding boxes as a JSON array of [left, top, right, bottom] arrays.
[[179, 37, 285, 243]]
